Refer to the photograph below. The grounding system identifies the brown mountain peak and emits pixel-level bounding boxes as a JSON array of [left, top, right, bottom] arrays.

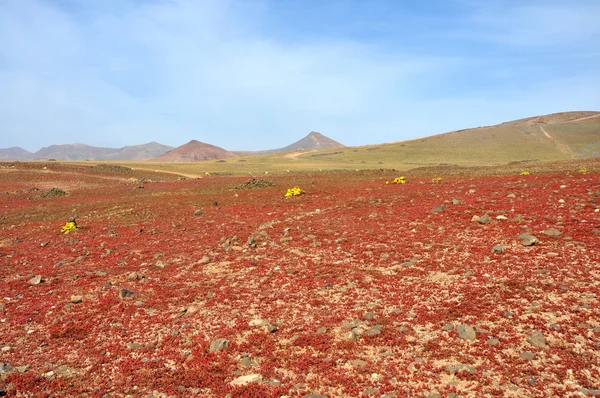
[[152, 140, 238, 162]]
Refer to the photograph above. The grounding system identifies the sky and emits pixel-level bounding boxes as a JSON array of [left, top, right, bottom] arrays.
[[1, 0, 599, 152]]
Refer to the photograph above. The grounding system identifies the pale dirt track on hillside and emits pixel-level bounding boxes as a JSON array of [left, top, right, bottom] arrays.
[[539, 126, 573, 156], [283, 150, 315, 159], [570, 113, 600, 122]]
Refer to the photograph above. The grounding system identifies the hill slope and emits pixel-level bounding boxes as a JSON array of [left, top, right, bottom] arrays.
[[0, 147, 33, 160], [233, 131, 345, 156], [277, 111, 600, 167], [31, 142, 173, 161], [152, 140, 239, 162]]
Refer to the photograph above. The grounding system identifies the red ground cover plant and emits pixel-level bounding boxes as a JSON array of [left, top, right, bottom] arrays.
[[1, 160, 599, 396]]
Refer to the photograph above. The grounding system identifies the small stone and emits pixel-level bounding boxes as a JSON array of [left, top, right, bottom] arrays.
[[199, 256, 211, 264], [127, 272, 140, 281], [119, 288, 135, 299], [363, 311, 375, 320], [249, 319, 269, 327], [455, 324, 476, 341], [430, 204, 446, 213], [267, 324, 278, 333], [527, 331, 547, 348], [316, 327, 328, 334], [520, 351, 536, 361], [442, 323, 454, 331], [0, 346, 10, 353], [194, 209, 203, 216], [70, 295, 83, 304], [496, 215, 508, 220], [492, 244, 505, 254], [240, 355, 255, 368], [471, 215, 480, 222], [478, 214, 492, 224], [364, 327, 381, 337], [155, 260, 167, 268], [0, 362, 14, 373], [28, 275, 42, 285], [578, 389, 600, 396], [487, 338, 500, 346], [209, 338, 230, 353], [543, 228, 562, 237], [518, 233, 539, 246], [127, 342, 143, 350], [230, 374, 261, 386], [363, 388, 380, 395], [341, 321, 360, 330], [451, 198, 461, 205]]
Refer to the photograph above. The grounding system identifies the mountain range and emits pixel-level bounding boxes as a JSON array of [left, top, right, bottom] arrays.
[[0, 131, 344, 161], [2, 111, 599, 162], [0, 142, 174, 161]]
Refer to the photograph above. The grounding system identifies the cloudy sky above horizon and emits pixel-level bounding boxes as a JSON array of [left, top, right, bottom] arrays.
[[1, 0, 599, 152]]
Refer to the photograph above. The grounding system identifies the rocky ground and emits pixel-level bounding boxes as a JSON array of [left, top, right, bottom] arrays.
[[0, 160, 599, 397]]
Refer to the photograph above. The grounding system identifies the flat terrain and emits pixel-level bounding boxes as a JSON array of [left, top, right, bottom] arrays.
[[1, 159, 599, 396]]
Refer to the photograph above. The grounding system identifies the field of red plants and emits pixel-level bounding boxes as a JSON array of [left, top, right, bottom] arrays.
[[1, 160, 599, 397]]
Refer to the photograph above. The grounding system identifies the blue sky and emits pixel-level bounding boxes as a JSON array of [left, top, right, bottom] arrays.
[[1, 0, 599, 152]]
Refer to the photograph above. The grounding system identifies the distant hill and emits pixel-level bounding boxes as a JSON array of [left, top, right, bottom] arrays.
[[0, 142, 173, 161], [152, 140, 239, 162], [278, 131, 344, 152], [293, 111, 600, 167], [233, 131, 345, 156], [35, 143, 117, 160], [109, 142, 174, 161], [0, 147, 33, 160], [386, 110, 600, 162]]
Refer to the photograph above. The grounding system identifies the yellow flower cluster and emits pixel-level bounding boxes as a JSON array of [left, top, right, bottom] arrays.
[[432, 177, 442, 183], [390, 176, 406, 184], [285, 187, 304, 197], [579, 168, 587, 173], [520, 171, 530, 176], [61, 221, 78, 234]]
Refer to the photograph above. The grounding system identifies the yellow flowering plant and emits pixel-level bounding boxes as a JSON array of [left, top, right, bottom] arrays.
[[61, 220, 78, 234], [285, 187, 304, 197]]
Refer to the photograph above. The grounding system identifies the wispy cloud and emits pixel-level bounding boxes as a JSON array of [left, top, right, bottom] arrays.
[[0, 0, 598, 151]]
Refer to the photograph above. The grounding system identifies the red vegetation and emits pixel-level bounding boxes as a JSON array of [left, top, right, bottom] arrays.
[[1, 160, 599, 396]]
